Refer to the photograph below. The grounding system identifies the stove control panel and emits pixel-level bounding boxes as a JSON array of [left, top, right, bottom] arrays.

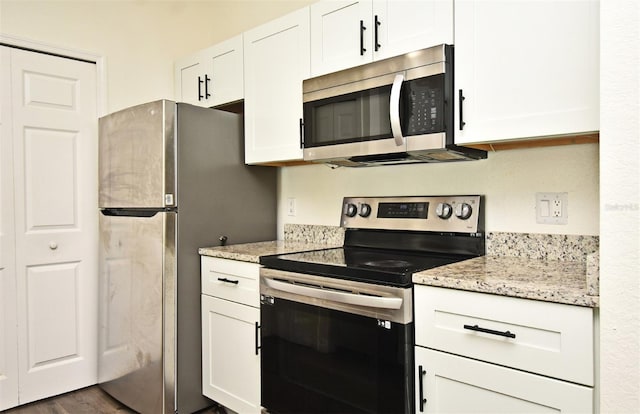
[[341, 195, 483, 233]]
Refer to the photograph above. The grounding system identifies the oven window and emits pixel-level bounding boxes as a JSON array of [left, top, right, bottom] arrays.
[[261, 297, 414, 414], [303, 85, 393, 148]]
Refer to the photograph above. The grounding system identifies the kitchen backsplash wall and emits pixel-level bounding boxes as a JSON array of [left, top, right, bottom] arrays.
[[487, 232, 599, 261], [278, 143, 599, 239], [283, 224, 599, 262]]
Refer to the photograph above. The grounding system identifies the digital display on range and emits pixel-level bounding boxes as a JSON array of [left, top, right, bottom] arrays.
[[377, 202, 428, 219]]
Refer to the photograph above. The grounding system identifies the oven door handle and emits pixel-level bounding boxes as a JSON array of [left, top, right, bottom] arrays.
[[390, 73, 405, 147], [263, 277, 403, 310]]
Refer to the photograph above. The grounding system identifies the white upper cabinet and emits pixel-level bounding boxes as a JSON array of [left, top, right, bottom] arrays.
[[174, 34, 244, 108], [310, 0, 453, 77], [244, 7, 310, 164], [454, 0, 600, 145]]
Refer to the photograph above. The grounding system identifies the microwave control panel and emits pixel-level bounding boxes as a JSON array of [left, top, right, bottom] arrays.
[[404, 73, 445, 136]]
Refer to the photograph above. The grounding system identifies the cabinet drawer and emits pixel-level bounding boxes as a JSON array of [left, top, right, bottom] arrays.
[[415, 347, 593, 414], [201, 257, 260, 307], [415, 286, 594, 386]]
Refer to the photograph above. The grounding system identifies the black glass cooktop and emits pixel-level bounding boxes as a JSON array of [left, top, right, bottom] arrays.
[[259, 246, 473, 288]]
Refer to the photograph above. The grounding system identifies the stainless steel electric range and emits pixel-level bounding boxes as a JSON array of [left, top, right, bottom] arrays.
[[259, 195, 485, 414]]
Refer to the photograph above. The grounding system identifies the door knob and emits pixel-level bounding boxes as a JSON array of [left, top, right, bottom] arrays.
[[49, 241, 58, 250]]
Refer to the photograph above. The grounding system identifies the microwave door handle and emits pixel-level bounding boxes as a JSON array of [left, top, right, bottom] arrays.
[[390, 73, 405, 146]]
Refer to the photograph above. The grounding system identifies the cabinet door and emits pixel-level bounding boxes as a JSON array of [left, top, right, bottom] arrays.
[[202, 295, 260, 414], [0, 46, 19, 412], [174, 35, 244, 108], [415, 347, 593, 414], [373, 0, 453, 61], [454, 0, 599, 144], [244, 7, 310, 164], [174, 53, 207, 106], [201, 35, 244, 107], [310, 0, 372, 77]]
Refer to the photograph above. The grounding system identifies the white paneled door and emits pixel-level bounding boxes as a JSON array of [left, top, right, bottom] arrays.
[[1, 46, 19, 412], [1, 45, 98, 409]]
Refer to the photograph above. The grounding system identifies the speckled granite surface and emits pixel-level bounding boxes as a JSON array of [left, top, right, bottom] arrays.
[[586, 251, 600, 296], [198, 224, 343, 263], [283, 223, 345, 245], [413, 256, 598, 307], [487, 232, 599, 261], [198, 240, 340, 263], [200, 226, 600, 307]]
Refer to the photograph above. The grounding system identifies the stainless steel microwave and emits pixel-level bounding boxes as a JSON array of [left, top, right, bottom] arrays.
[[302, 44, 486, 167]]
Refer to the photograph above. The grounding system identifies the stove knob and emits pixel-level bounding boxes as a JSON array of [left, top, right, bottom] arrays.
[[454, 202, 473, 220], [435, 202, 453, 219], [345, 203, 358, 217], [358, 203, 372, 217]]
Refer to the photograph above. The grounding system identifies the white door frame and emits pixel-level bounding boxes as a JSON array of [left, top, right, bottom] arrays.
[[0, 33, 107, 116]]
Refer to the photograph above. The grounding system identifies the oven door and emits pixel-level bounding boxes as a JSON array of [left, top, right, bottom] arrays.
[[259, 269, 414, 414]]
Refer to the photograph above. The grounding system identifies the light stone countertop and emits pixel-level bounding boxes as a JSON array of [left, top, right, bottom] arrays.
[[198, 240, 340, 264], [199, 225, 599, 308], [413, 256, 598, 307]]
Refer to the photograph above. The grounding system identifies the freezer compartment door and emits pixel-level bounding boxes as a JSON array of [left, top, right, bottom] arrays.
[[99, 100, 175, 208], [98, 210, 176, 414]]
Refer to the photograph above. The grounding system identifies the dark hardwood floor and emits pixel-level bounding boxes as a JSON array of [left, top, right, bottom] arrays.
[[3, 386, 225, 414], [3, 386, 134, 414]]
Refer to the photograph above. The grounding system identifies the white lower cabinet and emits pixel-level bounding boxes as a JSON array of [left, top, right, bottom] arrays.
[[415, 347, 593, 413], [414, 285, 596, 413], [201, 256, 261, 414]]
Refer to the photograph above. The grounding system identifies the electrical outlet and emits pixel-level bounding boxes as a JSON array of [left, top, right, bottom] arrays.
[[536, 192, 568, 225], [287, 197, 297, 216]]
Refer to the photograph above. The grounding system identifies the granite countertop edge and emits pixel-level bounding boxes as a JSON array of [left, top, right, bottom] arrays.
[[413, 256, 599, 308]]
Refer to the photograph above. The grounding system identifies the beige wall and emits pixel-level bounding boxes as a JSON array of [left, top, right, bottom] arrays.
[[0, 0, 314, 114], [279, 143, 600, 237]]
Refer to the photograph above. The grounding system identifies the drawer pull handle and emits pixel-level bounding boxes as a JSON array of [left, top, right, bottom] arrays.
[[218, 277, 239, 285], [463, 324, 516, 339]]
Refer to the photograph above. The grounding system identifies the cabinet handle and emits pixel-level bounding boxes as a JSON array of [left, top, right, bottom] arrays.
[[360, 20, 367, 56], [255, 322, 261, 355], [463, 324, 516, 339], [374, 15, 381, 52], [299, 118, 304, 148], [198, 76, 204, 101], [418, 365, 426, 412], [217, 277, 239, 285], [204, 74, 211, 99], [458, 89, 466, 130]]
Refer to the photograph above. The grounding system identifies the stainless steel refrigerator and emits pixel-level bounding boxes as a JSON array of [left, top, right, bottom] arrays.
[[97, 100, 276, 414]]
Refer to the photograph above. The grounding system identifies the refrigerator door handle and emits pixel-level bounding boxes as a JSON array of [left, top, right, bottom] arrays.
[[100, 208, 163, 218]]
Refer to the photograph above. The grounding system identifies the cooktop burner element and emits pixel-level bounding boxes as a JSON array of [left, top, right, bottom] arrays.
[[260, 195, 485, 287]]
